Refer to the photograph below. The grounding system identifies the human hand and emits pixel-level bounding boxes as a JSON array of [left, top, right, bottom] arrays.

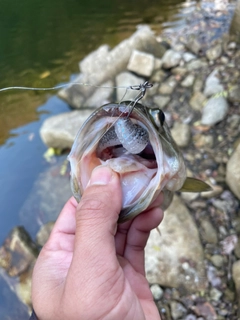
[[32, 166, 164, 320]]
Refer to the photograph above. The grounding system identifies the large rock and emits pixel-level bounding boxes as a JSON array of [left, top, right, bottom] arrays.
[[226, 143, 240, 199], [229, 0, 240, 43], [40, 110, 92, 149], [59, 26, 166, 108], [145, 196, 207, 293], [127, 50, 155, 77], [201, 96, 229, 126]]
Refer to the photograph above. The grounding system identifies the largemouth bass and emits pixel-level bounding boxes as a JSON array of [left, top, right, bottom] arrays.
[[68, 100, 210, 223]]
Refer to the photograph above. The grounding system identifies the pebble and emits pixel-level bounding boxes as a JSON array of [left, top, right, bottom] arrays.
[[226, 143, 240, 199], [183, 52, 197, 62], [171, 122, 191, 147], [170, 301, 187, 320], [150, 284, 163, 300], [193, 134, 214, 148], [162, 49, 182, 69], [200, 218, 218, 244], [158, 76, 178, 95], [201, 96, 229, 126], [232, 260, 240, 304], [181, 74, 195, 87], [189, 92, 206, 111], [210, 255, 224, 268], [203, 69, 224, 97], [187, 59, 208, 70], [206, 43, 222, 61], [210, 288, 223, 301]]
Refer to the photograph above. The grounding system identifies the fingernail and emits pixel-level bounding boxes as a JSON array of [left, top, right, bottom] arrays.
[[89, 166, 113, 186]]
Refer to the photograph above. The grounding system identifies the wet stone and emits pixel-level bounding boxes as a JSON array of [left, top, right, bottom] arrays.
[[170, 122, 191, 148], [153, 95, 171, 109], [162, 49, 182, 69], [201, 96, 229, 126], [127, 49, 155, 77], [185, 36, 202, 55]]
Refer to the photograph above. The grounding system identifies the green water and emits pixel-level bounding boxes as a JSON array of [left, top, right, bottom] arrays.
[[0, 0, 196, 318]]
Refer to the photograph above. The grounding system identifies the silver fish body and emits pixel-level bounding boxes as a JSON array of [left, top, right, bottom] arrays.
[[68, 101, 189, 223]]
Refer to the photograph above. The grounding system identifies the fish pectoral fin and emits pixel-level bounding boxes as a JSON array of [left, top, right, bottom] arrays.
[[179, 177, 212, 192]]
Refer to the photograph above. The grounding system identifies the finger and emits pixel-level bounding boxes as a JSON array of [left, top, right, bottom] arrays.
[[71, 166, 122, 271], [45, 197, 78, 251], [115, 192, 164, 256], [124, 206, 164, 275]]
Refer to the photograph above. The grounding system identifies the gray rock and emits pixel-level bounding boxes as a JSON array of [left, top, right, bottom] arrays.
[[40, 110, 92, 149], [84, 80, 114, 107], [193, 76, 204, 93], [150, 69, 168, 83], [153, 58, 162, 71], [36, 221, 55, 247], [158, 76, 177, 95], [201, 96, 229, 126], [183, 52, 197, 62], [162, 49, 182, 69], [200, 218, 218, 244], [206, 43, 222, 61], [193, 134, 214, 148], [153, 95, 171, 109], [171, 67, 188, 77], [232, 260, 240, 304], [226, 143, 240, 199], [150, 284, 163, 300], [187, 59, 208, 71], [59, 26, 161, 108], [116, 72, 144, 102], [185, 37, 202, 55], [181, 74, 195, 87], [127, 49, 155, 77], [170, 301, 187, 320], [204, 69, 224, 97], [171, 122, 191, 148], [145, 196, 207, 292], [189, 92, 206, 111]]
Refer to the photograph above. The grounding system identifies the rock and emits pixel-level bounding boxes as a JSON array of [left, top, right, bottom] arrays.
[[229, 0, 240, 43], [192, 301, 217, 319], [84, 80, 114, 107], [153, 95, 171, 109], [36, 221, 55, 246], [183, 52, 197, 62], [170, 301, 187, 320], [226, 143, 240, 199], [210, 255, 224, 268], [0, 227, 38, 277], [171, 67, 188, 77], [203, 69, 224, 97], [40, 110, 92, 149], [162, 49, 182, 69], [150, 69, 168, 83], [127, 50, 155, 77], [189, 92, 206, 111], [206, 43, 222, 61], [227, 114, 240, 130], [59, 26, 163, 108], [193, 134, 213, 148], [228, 85, 240, 103], [15, 263, 34, 308], [193, 76, 204, 93], [116, 72, 144, 101], [153, 58, 163, 71], [210, 287, 223, 301], [187, 59, 208, 71], [19, 157, 72, 237], [232, 260, 240, 303], [158, 76, 178, 95], [185, 37, 202, 55], [181, 74, 195, 87], [201, 96, 229, 126], [145, 196, 207, 293], [150, 284, 163, 300], [200, 218, 218, 244], [170, 122, 191, 148], [234, 238, 240, 259]]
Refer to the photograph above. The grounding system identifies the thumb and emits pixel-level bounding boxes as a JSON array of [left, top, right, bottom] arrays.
[[73, 166, 122, 262]]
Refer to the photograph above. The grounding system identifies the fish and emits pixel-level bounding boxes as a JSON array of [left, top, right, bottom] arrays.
[[68, 100, 211, 223]]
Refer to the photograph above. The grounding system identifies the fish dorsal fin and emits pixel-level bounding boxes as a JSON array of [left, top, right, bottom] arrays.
[[179, 177, 212, 192]]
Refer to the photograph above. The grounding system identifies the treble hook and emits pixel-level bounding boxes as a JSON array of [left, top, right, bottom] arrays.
[[127, 81, 153, 117]]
